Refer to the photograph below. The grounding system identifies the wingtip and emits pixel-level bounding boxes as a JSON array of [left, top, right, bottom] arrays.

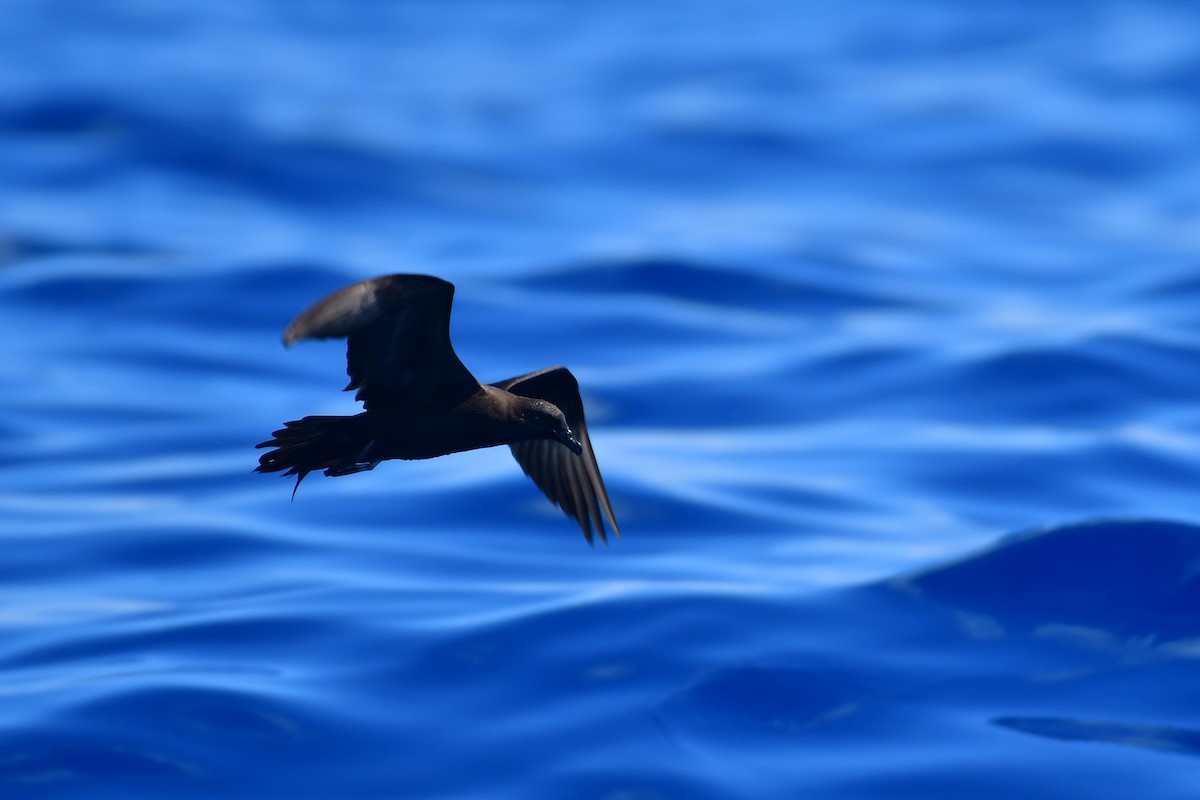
[[581, 518, 612, 546]]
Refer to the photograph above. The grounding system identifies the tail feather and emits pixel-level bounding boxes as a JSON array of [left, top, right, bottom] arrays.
[[255, 414, 379, 497]]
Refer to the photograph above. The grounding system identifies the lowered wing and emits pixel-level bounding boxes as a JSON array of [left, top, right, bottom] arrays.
[[492, 366, 620, 544]]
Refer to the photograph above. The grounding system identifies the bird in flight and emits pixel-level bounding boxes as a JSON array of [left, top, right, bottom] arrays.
[[255, 274, 620, 544]]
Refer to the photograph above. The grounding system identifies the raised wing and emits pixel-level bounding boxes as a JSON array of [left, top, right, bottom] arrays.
[[492, 366, 620, 544], [284, 274, 481, 410]]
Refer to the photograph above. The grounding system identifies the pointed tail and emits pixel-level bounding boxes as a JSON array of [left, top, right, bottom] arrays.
[[255, 414, 379, 496]]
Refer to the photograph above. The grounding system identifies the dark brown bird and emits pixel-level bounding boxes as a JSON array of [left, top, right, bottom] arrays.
[[255, 274, 620, 543]]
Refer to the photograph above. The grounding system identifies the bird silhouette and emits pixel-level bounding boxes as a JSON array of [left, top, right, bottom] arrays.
[[255, 274, 620, 543]]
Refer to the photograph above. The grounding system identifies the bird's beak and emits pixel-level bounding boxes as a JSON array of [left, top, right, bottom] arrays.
[[558, 428, 583, 455]]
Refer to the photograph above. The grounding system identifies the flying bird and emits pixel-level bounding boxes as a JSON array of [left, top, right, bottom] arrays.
[[255, 274, 620, 543]]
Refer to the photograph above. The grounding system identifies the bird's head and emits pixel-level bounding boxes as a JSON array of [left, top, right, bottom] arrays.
[[519, 399, 582, 455]]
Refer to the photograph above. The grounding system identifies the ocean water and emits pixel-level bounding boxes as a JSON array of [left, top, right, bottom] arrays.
[[2, 1, 1200, 797]]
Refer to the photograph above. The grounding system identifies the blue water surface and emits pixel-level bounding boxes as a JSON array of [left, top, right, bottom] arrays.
[[2, 1, 1200, 798]]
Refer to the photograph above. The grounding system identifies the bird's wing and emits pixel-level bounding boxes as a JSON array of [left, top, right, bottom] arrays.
[[284, 274, 481, 410], [491, 366, 620, 544]]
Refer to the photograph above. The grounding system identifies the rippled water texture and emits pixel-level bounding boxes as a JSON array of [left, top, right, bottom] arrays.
[[2, 1, 1200, 798]]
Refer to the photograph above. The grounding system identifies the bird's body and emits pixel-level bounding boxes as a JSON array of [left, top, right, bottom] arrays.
[[256, 274, 620, 543], [369, 387, 540, 460]]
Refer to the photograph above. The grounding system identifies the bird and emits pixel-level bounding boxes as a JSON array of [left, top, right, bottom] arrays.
[[255, 274, 620, 544]]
